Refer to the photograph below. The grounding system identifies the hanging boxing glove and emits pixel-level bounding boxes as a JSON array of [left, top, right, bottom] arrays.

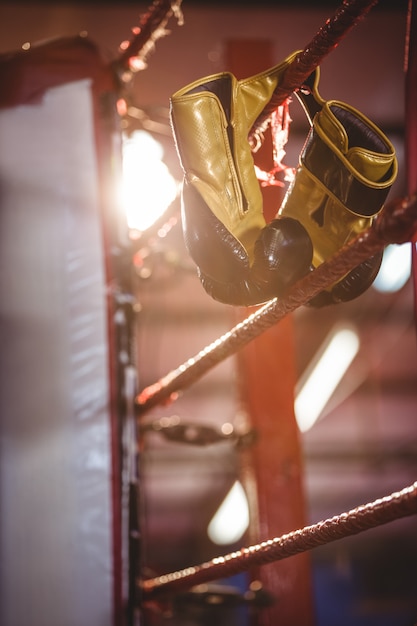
[[277, 68, 398, 306], [170, 51, 313, 306]]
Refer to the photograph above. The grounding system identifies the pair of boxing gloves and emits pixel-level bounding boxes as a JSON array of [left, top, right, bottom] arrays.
[[169, 50, 397, 307]]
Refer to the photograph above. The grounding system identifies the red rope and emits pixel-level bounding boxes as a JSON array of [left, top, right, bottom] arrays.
[[135, 194, 417, 417], [140, 481, 417, 599], [250, 0, 380, 143], [114, 0, 183, 74]]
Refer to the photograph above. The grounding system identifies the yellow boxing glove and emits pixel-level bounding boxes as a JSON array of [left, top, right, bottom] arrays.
[[278, 68, 397, 306]]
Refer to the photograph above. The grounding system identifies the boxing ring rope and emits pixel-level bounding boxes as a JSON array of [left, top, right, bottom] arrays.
[[133, 0, 417, 611], [135, 193, 417, 417], [114, 0, 380, 134], [113, 0, 183, 75], [140, 481, 417, 599], [135, 0, 402, 417], [250, 0, 380, 142]]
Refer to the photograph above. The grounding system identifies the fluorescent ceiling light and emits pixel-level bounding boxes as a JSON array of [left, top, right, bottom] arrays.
[[295, 325, 360, 433], [373, 243, 411, 293], [207, 480, 250, 545]]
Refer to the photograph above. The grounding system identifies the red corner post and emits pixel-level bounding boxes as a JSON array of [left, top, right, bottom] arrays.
[[225, 40, 316, 626], [406, 0, 417, 316]]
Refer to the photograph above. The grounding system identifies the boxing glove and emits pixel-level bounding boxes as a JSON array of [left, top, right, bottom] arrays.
[[278, 68, 398, 306], [170, 51, 313, 306]]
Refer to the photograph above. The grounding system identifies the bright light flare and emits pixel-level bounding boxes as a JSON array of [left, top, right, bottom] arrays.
[[121, 130, 178, 232], [295, 325, 360, 433]]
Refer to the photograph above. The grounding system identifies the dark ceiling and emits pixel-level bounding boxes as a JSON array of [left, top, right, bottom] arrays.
[[7, 0, 408, 7]]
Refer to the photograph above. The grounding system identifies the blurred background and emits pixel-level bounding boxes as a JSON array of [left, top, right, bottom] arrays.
[[1, 0, 416, 625]]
